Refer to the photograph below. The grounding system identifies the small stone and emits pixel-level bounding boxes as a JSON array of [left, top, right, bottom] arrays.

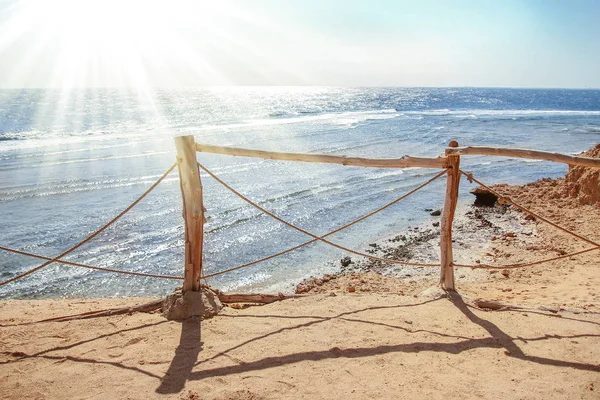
[[340, 256, 352, 267], [347, 286, 356, 293], [432, 222, 440, 227], [501, 269, 510, 277], [430, 209, 441, 216]]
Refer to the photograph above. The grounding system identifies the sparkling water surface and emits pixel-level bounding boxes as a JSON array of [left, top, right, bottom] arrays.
[[1, 87, 599, 298]]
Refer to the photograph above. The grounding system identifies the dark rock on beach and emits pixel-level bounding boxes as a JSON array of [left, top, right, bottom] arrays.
[[340, 256, 353, 267], [470, 187, 499, 207]]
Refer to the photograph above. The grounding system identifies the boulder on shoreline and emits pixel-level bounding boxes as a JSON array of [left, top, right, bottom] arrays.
[[470, 186, 499, 207], [566, 143, 600, 206]]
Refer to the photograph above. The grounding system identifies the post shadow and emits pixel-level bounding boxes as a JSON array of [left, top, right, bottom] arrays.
[[155, 317, 203, 394], [448, 291, 600, 371], [447, 291, 526, 357]]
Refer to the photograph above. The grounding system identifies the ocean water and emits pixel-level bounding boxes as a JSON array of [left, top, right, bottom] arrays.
[[1, 87, 599, 299]]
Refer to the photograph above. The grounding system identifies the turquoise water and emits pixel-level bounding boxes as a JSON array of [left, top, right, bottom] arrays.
[[1, 87, 599, 298]]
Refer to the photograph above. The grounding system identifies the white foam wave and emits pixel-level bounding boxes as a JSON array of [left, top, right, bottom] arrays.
[[199, 109, 400, 131], [405, 109, 600, 118]]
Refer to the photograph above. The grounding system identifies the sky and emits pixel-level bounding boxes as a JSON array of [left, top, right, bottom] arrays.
[[0, 0, 599, 88]]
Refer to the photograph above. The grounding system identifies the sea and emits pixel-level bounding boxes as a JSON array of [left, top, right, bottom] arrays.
[[1, 87, 599, 299]]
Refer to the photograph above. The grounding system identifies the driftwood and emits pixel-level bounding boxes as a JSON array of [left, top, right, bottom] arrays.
[[196, 143, 448, 169], [37, 300, 164, 323], [469, 298, 562, 313], [470, 299, 516, 311], [447, 146, 600, 169], [216, 292, 304, 304], [33, 292, 301, 323]]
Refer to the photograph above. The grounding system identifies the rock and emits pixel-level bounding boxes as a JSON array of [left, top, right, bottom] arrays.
[[565, 144, 600, 206], [162, 288, 223, 321], [424, 208, 434, 212], [501, 269, 510, 277], [470, 187, 499, 207], [432, 221, 440, 227], [430, 209, 441, 216], [340, 256, 353, 267], [347, 285, 356, 293]]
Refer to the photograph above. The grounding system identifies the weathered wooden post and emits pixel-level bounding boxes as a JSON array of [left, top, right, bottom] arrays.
[[440, 140, 461, 290], [174, 135, 204, 292]]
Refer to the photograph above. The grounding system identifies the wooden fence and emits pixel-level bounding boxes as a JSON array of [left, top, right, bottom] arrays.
[[174, 135, 600, 293]]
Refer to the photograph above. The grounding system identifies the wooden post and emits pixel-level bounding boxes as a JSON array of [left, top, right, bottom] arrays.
[[174, 135, 204, 292], [440, 140, 461, 290]]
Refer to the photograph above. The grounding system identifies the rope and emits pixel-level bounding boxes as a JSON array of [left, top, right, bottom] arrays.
[[0, 162, 178, 287], [454, 246, 600, 270], [0, 245, 183, 280], [459, 169, 600, 248], [454, 169, 600, 270], [198, 162, 446, 279]]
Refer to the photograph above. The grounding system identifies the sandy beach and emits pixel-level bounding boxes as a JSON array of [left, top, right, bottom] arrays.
[[1, 146, 599, 399]]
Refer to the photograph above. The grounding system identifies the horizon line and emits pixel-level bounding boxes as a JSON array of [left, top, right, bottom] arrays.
[[1, 85, 600, 90]]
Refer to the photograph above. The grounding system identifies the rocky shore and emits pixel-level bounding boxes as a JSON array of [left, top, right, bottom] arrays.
[[296, 144, 600, 311]]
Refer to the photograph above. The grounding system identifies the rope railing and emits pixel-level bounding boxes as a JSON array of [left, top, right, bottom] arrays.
[[197, 161, 444, 276], [2, 138, 598, 298], [0, 162, 178, 287], [200, 167, 448, 279], [453, 246, 600, 270], [0, 245, 184, 280], [453, 169, 600, 270]]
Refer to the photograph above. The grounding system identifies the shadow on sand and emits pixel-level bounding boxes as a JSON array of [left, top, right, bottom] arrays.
[[152, 294, 599, 391], [4, 295, 597, 392], [155, 317, 203, 394]]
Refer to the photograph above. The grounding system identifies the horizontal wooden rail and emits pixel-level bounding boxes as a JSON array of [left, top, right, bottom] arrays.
[[446, 146, 600, 168], [195, 143, 448, 169]]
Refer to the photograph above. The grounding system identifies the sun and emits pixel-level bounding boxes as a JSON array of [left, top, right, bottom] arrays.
[[0, 0, 250, 88]]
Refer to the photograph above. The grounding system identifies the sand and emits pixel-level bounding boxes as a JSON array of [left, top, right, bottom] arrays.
[[2, 150, 600, 399], [1, 293, 599, 400]]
